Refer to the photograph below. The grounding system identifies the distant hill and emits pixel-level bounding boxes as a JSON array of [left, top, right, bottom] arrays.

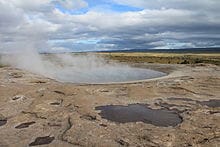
[[96, 48, 220, 53]]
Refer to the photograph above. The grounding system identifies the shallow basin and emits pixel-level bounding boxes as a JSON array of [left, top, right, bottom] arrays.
[[96, 104, 183, 127]]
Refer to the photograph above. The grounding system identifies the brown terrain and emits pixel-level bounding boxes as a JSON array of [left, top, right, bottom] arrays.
[[0, 54, 220, 146]]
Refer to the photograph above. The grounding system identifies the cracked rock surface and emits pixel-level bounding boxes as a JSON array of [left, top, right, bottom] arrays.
[[0, 64, 219, 147]]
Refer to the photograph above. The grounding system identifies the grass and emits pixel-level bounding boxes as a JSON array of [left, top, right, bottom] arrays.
[[0, 56, 5, 68], [98, 52, 220, 65], [0, 63, 4, 68]]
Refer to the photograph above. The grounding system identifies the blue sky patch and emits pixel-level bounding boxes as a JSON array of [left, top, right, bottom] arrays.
[[55, 0, 142, 14]]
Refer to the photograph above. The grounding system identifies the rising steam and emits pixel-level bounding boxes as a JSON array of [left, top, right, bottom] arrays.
[[0, 52, 166, 84], [0, 0, 165, 83]]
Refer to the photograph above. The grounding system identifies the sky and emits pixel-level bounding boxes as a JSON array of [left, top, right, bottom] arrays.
[[0, 0, 220, 52]]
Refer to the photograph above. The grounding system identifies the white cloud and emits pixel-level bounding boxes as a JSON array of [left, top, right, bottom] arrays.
[[0, 0, 219, 53], [56, 0, 88, 10], [112, 0, 220, 11]]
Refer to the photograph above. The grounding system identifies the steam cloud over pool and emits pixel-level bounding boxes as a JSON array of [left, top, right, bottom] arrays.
[[1, 53, 166, 84]]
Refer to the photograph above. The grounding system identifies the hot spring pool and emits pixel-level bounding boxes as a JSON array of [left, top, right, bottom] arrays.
[[54, 66, 166, 84], [3, 53, 167, 84]]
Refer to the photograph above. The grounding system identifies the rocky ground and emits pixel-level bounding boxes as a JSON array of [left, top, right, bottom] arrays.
[[0, 63, 219, 147]]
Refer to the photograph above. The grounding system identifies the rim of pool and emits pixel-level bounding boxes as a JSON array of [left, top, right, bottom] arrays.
[[53, 66, 168, 85]]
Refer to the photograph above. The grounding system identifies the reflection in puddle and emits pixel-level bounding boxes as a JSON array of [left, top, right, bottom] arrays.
[[15, 121, 36, 129], [198, 99, 220, 108], [0, 120, 7, 126], [29, 136, 55, 146], [96, 104, 182, 127]]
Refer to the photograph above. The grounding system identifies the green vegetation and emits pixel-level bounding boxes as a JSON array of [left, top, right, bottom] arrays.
[[99, 53, 220, 65], [0, 56, 5, 68], [0, 63, 4, 68]]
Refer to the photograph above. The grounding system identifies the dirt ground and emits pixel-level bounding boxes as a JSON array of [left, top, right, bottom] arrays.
[[100, 52, 220, 65], [0, 63, 219, 147]]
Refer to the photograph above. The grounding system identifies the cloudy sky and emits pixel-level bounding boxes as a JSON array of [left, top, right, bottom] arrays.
[[0, 0, 220, 52]]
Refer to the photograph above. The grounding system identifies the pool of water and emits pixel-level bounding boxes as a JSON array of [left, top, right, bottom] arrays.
[[198, 99, 220, 108], [95, 104, 182, 127], [41, 54, 166, 84], [3, 53, 166, 84], [55, 66, 166, 84]]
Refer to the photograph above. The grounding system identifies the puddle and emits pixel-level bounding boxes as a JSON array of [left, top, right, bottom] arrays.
[[168, 97, 194, 102], [198, 99, 220, 108], [15, 121, 36, 129], [168, 98, 220, 108], [0, 115, 7, 126], [29, 136, 55, 146], [95, 104, 182, 127], [50, 102, 61, 105], [0, 120, 7, 126]]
